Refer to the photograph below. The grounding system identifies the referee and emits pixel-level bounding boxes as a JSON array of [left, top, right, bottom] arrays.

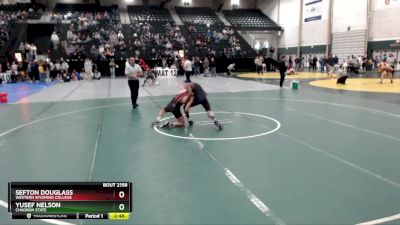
[[182, 56, 192, 82], [125, 57, 143, 108]]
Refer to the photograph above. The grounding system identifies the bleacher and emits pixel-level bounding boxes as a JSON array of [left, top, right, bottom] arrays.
[[175, 7, 222, 25], [0, 2, 45, 55], [127, 6, 187, 60], [0, 3, 261, 65], [0, 17, 18, 58], [223, 9, 281, 31], [0, 22, 10, 51], [0, 2, 45, 20], [128, 5, 173, 23], [175, 7, 255, 58], [50, 4, 126, 61], [53, 4, 120, 22]]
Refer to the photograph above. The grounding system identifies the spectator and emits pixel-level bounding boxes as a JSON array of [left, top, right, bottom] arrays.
[[61, 59, 69, 74], [254, 55, 263, 75], [30, 44, 37, 60], [51, 32, 60, 49], [109, 59, 116, 78], [38, 61, 47, 82], [210, 57, 216, 77], [48, 60, 56, 80], [94, 68, 101, 80], [54, 60, 62, 79], [10, 61, 18, 83], [90, 45, 99, 59], [193, 57, 201, 76], [84, 58, 93, 79], [312, 55, 318, 71], [326, 55, 335, 78], [62, 71, 71, 82], [71, 69, 78, 80], [319, 56, 325, 72], [203, 57, 210, 77], [227, 62, 235, 76]]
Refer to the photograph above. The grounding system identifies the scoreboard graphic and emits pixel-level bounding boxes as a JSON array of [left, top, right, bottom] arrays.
[[8, 182, 132, 220]]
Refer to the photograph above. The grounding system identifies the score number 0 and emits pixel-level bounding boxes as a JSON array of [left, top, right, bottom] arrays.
[[119, 191, 125, 211]]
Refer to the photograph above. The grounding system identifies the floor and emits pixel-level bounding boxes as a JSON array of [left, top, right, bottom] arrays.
[[238, 70, 400, 94], [0, 74, 400, 225]]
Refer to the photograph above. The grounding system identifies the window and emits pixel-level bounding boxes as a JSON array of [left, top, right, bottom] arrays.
[[231, 0, 239, 8], [231, 0, 239, 5]]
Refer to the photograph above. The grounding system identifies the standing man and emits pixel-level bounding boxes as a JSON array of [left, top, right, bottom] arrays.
[[61, 59, 69, 76], [203, 57, 210, 77], [109, 59, 116, 79], [308, 55, 312, 71], [183, 56, 192, 82], [125, 57, 143, 108], [312, 55, 318, 71], [326, 54, 335, 78], [55, 60, 62, 79], [210, 57, 216, 77], [278, 56, 287, 88], [38, 61, 46, 83], [255, 55, 263, 75], [319, 56, 325, 72], [84, 58, 93, 80], [288, 56, 293, 69]]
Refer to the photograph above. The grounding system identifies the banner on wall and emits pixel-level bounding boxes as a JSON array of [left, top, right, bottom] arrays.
[[304, 0, 323, 22], [376, 0, 400, 9]]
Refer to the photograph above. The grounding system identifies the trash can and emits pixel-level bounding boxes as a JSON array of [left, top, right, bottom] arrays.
[[291, 80, 299, 90], [0, 92, 8, 103]]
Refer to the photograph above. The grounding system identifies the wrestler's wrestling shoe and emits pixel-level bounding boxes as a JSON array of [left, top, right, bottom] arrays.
[[214, 120, 223, 131], [160, 121, 172, 128]]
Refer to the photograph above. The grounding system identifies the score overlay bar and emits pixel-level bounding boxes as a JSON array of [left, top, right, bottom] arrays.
[[8, 182, 132, 220]]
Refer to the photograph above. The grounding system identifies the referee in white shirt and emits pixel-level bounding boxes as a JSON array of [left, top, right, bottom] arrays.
[[182, 56, 192, 82], [125, 57, 143, 108]]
